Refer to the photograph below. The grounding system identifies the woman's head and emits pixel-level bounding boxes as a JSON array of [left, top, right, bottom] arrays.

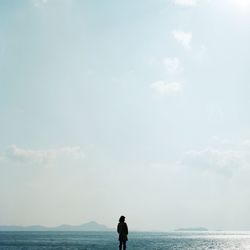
[[119, 216, 125, 222]]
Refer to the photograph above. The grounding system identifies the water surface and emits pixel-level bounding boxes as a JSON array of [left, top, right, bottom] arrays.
[[1, 231, 250, 249]]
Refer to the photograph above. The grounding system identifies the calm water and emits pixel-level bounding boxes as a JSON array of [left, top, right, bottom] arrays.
[[0, 231, 250, 250]]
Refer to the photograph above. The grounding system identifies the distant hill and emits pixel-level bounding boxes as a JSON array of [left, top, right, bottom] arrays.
[[54, 221, 111, 231], [0, 221, 113, 231], [176, 227, 208, 231]]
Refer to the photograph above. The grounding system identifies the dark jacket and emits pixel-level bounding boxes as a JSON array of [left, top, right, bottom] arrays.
[[117, 222, 128, 241]]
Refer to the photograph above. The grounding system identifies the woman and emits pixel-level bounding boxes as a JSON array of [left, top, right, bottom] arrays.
[[117, 215, 128, 250]]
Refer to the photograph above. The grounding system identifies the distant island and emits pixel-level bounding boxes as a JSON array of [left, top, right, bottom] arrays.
[[0, 221, 113, 231], [176, 227, 208, 231]]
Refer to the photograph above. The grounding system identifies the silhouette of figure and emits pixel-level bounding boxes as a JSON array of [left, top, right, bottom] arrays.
[[117, 216, 128, 250]]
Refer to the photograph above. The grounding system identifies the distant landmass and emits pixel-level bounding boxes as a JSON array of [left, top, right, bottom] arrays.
[[0, 221, 113, 231], [176, 227, 208, 231]]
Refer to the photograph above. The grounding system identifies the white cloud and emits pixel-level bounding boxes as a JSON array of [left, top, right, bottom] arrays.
[[163, 57, 180, 73], [150, 81, 182, 95], [172, 30, 192, 49], [174, 0, 197, 6], [181, 147, 249, 176], [3, 145, 85, 166]]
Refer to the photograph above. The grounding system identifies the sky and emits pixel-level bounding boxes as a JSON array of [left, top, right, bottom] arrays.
[[0, 0, 250, 231]]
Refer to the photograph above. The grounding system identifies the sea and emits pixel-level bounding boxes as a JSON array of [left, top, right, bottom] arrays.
[[0, 231, 250, 250]]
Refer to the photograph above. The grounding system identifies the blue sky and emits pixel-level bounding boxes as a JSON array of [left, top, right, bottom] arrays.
[[0, 0, 250, 231]]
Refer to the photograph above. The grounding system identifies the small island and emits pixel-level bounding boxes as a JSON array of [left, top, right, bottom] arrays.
[[176, 227, 208, 231]]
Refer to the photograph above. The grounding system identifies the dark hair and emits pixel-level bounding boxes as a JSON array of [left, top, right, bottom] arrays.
[[119, 216, 125, 222]]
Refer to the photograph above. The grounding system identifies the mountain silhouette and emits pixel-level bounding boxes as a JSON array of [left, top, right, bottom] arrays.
[[0, 221, 112, 231]]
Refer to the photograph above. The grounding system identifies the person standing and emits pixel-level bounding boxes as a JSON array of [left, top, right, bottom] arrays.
[[117, 216, 128, 250]]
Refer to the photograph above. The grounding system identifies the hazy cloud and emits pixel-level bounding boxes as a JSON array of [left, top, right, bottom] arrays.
[[182, 147, 249, 176], [163, 57, 180, 73], [174, 0, 197, 6], [3, 145, 85, 166], [32, 0, 48, 8], [150, 81, 182, 95], [242, 139, 250, 147], [172, 30, 192, 49]]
